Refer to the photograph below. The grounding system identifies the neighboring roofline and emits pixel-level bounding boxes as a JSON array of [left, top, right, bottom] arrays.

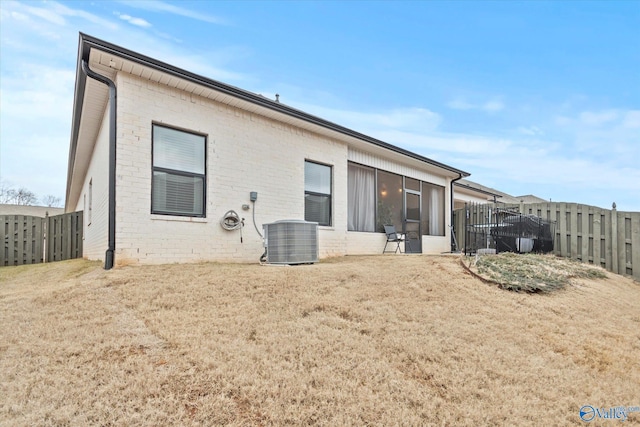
[[66, 33, 469, 207], [454, 181, 502, 198]]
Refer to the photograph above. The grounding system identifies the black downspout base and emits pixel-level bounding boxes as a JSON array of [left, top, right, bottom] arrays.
[[105, 249, 114, 270]]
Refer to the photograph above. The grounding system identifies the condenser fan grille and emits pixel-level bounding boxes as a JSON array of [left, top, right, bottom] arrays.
[[263, 220, 318, 264]]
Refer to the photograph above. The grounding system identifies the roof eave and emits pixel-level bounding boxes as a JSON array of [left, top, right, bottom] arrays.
[[454, 181, 502, 198], [65, 34, 93, 211], [75, 34, 469, 175]]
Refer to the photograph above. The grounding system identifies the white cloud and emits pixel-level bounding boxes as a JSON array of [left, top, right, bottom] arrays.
[[517, 126, 544, 136], [623, 110, 640, 128], [447, 99, 474, 110], [118, 0, 227, 25], [292, 103, 442, 135], [579, 110, 618, 126], [21, 3, 67, 26], [482, 100, 504, 112], [280, 97, 639, 210], [118, 13, 151, 28], [1, 1, 637, 211], [447, 97, 504, 113], [0, 65, 75, 121], [13, 1, 119, 30], [1, 0, 119, 43], [0, 63, 74, 200], [285, 100, 510, 155], [0, 0, 238, 202], [49, 1, 119, 30]]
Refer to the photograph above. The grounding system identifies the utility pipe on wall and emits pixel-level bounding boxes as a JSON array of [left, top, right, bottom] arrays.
[[81, 60, 117, 270]]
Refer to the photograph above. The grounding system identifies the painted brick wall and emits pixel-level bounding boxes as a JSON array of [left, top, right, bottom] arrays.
[[114, 73, 349, 264], [74, 105, 110, 261], [77, 72, 455, 265]]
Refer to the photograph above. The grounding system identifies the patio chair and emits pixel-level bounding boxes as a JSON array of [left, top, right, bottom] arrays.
[[383, 225, 405, 254]]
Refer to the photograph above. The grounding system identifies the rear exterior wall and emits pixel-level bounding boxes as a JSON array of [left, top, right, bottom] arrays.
[[113, 73, 348, 264]]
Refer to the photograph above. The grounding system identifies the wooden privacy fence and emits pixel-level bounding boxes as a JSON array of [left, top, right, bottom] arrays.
[[454, 202, 640, 281], [1, 211, 83, 267]]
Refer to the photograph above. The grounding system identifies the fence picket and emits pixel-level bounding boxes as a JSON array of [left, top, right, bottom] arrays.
[[581, 207, 590, 263], [632, 214, 640, 279]]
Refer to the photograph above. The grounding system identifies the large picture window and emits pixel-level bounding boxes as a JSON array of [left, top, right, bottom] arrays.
[[152, 124, 206, 217], [305, 160, 332, 226]]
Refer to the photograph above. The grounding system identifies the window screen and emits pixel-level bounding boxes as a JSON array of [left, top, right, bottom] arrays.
[[376, 170, 403, 232]]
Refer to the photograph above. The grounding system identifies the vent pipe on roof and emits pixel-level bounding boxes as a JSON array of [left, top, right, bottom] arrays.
[[81, 60, 117, 270], [275, 94, 280, 103]]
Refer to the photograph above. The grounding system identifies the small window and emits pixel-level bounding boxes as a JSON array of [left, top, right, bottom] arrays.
[[152, 124, 206, 217], [304, 160, 332, 226]]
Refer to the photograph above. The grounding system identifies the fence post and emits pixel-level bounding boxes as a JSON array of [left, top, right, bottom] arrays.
[[632, 212, 640, 281], [611, 202, 618, 274], [464, 203, 468, 255], [44, 212, 48, 263]]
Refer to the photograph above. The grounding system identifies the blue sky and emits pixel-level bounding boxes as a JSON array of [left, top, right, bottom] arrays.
[[1, 0, 639, 210]]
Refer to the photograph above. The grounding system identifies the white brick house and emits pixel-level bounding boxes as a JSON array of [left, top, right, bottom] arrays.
[[66, 34, 470, 268]]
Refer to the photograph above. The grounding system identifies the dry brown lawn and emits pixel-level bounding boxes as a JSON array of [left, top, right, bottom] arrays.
[[1, 255, 639, 426]]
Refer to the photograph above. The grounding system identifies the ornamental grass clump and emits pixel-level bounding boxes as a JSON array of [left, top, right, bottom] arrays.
[[471, 252, 607, 293]]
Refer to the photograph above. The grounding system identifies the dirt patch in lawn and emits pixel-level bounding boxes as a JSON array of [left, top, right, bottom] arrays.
[[1, 256, 639, 426]]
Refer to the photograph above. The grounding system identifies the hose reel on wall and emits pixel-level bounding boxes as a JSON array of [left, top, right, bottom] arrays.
[[220, 210, 244, 242]]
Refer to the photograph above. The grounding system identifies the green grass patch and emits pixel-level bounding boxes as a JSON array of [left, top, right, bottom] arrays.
[[469, 253, 607, 293]]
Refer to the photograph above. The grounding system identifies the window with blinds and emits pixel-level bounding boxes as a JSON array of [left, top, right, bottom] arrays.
[[151, 124, 206, 217], [304, 160, 332, 226]]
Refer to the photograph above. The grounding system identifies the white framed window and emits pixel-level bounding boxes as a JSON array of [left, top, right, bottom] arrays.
[[304, 160, 332, 226], [152, 124, 206, 217]]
